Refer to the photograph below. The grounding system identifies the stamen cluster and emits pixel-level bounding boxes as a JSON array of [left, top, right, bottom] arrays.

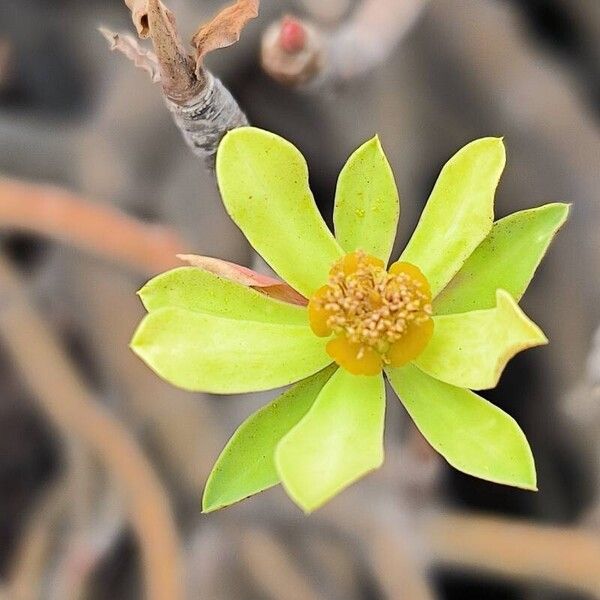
[[315, 253, 432, 355]]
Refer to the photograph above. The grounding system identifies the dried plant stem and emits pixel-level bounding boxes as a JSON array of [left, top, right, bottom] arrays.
[[0, 177, 187, 273], [427, 511, 600, 597], [106, 0, 253, 166], [166, 71, 248, 165], [0, 255, 184, 600]]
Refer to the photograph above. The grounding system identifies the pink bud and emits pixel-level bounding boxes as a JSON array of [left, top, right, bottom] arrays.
[[278, 17, 307, 54]]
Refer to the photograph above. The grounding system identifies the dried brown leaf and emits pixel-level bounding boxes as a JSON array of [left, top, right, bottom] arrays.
[[99, 27, 161, 83], [177, 254, 307, 306], [125, 0, 174, 38], [191, 0, 259, 67]]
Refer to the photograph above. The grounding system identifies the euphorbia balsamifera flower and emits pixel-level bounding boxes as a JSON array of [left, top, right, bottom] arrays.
[[131, 127, 569, 513]]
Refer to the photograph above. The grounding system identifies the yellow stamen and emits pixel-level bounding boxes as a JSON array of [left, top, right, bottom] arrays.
[[309, 251, 434, 375]]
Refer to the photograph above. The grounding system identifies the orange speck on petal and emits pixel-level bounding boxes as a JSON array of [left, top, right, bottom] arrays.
[[326, 336, 383, 376]]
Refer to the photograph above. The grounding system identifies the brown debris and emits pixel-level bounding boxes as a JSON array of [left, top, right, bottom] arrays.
[[191, 0, 259, 71], [117, 0, 259, 106], [178, 254, 308, 306], [98, 27, 161, 83], [124, 0, 173, 38], [145, 0, 202, 103]]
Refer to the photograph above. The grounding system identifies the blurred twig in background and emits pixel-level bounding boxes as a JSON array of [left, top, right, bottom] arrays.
[[298, 0, 351, 24], [261, 0, 428, 88], [0, 255, 184, 600], [426, 511, 600, 597], [3, 478, 68, 600], [0, 177, 187, 273]]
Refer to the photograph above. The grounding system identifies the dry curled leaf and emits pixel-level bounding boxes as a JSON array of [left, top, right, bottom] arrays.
[[125, 0, 174, 38], [99, 28, 161, 83], [191, 0, 259, 66], [178, 254, 307, 306]]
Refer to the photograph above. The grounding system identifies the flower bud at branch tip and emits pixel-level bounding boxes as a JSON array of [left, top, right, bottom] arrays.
[[279, 16, 307, 54]]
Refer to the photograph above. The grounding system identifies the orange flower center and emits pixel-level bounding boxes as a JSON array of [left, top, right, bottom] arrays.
[[308, 251, 434, 376]]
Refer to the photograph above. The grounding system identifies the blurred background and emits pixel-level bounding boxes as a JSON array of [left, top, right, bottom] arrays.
[[0, 0, 599, 598]]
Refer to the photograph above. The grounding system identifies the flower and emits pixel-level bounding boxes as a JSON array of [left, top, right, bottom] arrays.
[[131, 127, 569, 513]]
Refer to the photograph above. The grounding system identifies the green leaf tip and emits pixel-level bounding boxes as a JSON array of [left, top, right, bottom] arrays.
[[434, 202, 570, 315], [275, 370, 385, 513], [334, 134, 399, 262], [388, 364, 537, 491], [216, 126, 343, 297], [416, 289, 547, 390], [400, 136, 505, 297], [202, 365, 338, 513]]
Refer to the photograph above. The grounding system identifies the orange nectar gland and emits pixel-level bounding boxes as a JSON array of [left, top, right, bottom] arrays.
[[308, 251, 434, 376]]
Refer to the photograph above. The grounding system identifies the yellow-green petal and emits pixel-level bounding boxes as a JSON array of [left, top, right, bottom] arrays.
[[387, 363, 536, 490], [139, 267, 307, 325], [202, 365, 337, 513], [216, 127, 344, 297], [400, 138, 505, 297], [276, 370, 385, 512], [433, 203, 570, 315], [333, 136, 399, 262], [131, 307, 331, 393], [414, 290, 547, 390]]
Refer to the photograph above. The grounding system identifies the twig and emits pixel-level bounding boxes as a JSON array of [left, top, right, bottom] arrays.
[[0, 177, 187, 274], [4, 430, 119, 600], [239, 528, 325, 600], [48, 473, 126, 600], [317, 498, 435, 600], [426, 511, 600, 597], [104, 0, 257, 165], [262, 0, 429, 88], [366, 528, 435, 600], [4, 479, 69, 600], [297, 0, 351, 24], [68, 262, 222, 493], [0, 255, 184, 600]]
